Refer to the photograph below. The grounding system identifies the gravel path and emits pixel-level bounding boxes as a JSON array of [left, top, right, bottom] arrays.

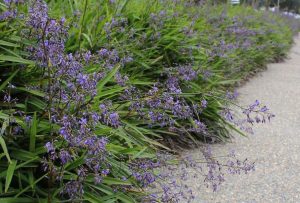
[[178, 36, 300, 203]]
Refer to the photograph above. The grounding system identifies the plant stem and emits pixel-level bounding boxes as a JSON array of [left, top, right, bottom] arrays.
[[78, 0, 88, 49]]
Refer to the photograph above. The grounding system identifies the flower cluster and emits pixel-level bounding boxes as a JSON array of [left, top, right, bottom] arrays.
[[138, 146, 255, 202], [122, 84, 211, 136], [104, 17, 128, 38], [0, 0, 25, 20], [222, 99, 275, 135], [129, 159, 161, 188], [24, 0, 117, 199]]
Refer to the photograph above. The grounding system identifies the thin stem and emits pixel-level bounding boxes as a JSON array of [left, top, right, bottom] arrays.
[[78, 0, 88, 49]]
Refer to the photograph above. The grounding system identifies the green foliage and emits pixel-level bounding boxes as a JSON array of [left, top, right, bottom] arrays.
[[0, 0, 298, 202]]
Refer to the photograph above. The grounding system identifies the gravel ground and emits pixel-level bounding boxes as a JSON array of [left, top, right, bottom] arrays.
[[176, 36, 300, 203]]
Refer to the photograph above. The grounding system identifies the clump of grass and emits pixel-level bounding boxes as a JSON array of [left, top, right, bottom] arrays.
[[0, 0, 298, 202]]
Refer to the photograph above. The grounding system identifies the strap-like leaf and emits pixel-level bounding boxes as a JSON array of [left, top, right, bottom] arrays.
[[29, 112, 37, 152], [0, 119, 11, 163], [0, 55, 34, 65], [0, 69, 19, 92], [5, 160, 17, 193]]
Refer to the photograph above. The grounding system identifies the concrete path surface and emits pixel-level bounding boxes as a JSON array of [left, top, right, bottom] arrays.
[[177, 36, 300, 203]]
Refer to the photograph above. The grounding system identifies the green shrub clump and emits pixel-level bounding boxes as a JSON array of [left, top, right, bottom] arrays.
[[0, 0, 298, 202]]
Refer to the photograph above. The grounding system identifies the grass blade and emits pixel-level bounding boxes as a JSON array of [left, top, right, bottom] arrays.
[[0, 55, 34, 65], [0, 119, 11, 163], [29, 112, 37, 152], [5, 160, 17, 193], [97, 65, 120, 93], [0, 69, 19, 92], [0, 198, 44, 203], [0, 40, 20, 47]]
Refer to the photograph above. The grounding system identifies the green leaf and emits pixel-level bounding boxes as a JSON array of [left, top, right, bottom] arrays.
[[10, 148, 39, 161], [119, 0, 131, 13], [29, 112, 37, 152], [5, 160, 17, 193], [95, 86, 125, 99], [84, 191, 105, 203], [82, 33, 93, 47], [0, 120, 11, 163], [0, 157, 39, 180], [97, 65, 120, 93], [0, 198, 44, 203], [117, 193, 136, 203], [131, 147, 148, 159], [102, 177, 131, 186], [87, 183, 114, 195], [15, 87, 45, 97], [0, 40, 20, 47], [15, 174, 47, 197], [0, 69, 19, 92], [0, 55, 34, 65], [0, 153, 5, 160], [65, 154, 85, 170], [0, 178, 3, 193]]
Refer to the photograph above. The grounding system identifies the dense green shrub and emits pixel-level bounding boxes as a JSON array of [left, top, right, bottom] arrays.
[[0, 0, 298, 202]]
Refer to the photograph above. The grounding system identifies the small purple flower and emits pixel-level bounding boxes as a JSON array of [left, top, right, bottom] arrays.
[[201, 99, 207, 108], [223, 109, 234, 122], [193, 120, 207, 133], [226, 90, 239, 100], [45, 142, 55, 153], [83, 50, 92, 63], [98, 48, 109, 57], [178, 65, 197, 81], [109, 112, 119, 127], [3, 94, 11, 102], [13, 126, 22, 134], [94, 173, 103, 184], [79, 117, 87, 126], [77, 167, 87, 178], [59, 150, 72, 165], [260, 106, 268, 112], [63, 181, 84, 200], [101, 169, 110, 176], [25, 116, 32, 125], [249, 100, 260, 110]]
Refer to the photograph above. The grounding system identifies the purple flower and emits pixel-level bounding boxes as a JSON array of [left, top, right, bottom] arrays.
[[109, 112, 120, 127], [260, 106, 268, 112], [13, 126, 22, 134], [201, 99, 207, 108], [101, 169, 110, 176], [63, 181, 84, 200], [77, 167, 87, 178], [3, 93, 11, 102], [94, 173, 103, 184], [83, 50, 92, 63], [249, 100, 260, 110], [79, 117, 87, 126], [45, 142, 55, 153], [178, 65, 197, 81], [59, 150, 72, 165], [25, 116, 32, 125], [226, 90, 239, 100], [223, 109, 234, 122]]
